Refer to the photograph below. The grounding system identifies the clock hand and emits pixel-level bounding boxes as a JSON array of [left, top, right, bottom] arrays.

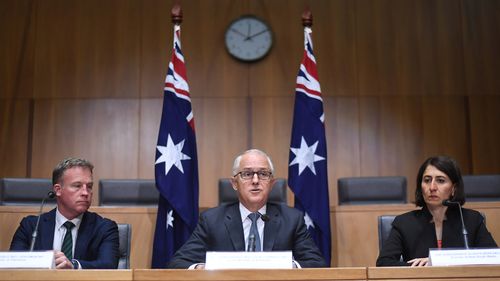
[[230, 28, 247, 38], [247, 22, 251, 37], [248, 29, 269, 39], [243, 22, 254, 41]]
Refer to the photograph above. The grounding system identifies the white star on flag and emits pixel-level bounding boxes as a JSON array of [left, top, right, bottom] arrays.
[[304, 212, 315, 230], [155, 134, 191, 175], [166, 210, 174, 229], [289, 136, 325, 175]]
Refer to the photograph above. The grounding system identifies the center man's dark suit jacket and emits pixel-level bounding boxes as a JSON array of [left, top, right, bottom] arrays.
[[10, 208, 119, 269], [167, 202, 327, 268]]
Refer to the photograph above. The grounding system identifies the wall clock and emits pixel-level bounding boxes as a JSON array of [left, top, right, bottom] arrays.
[[225, 16, 273, 62]]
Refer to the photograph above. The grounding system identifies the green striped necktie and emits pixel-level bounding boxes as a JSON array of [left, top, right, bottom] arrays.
[[61, 221, 75, 260]]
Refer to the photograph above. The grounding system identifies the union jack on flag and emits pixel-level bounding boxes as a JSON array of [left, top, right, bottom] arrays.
[[152, 24, 199, 268], [288, 26, 331, 265]]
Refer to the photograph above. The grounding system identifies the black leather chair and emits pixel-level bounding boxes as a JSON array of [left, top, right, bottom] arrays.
[[0, 178, 55, 206], [378, 215, 396, 250], [463, 175, 500, 202], [98, 179, 159, 206], [117, 223, 131, 269], [378, 215, 403, 261], [218, 178, 288, 205], [337, 176, 407, 205]]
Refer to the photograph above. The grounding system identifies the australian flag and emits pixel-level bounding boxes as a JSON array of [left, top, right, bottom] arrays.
[[288, 26, 331, 266], [152, 24, 199, 268]]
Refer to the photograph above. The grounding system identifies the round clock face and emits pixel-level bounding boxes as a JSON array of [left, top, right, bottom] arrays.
[[225, 16, 273, 62]]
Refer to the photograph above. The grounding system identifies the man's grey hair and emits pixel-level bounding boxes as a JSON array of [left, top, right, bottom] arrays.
[[52, 157, 94, 185], [232, 149, 274, 176]]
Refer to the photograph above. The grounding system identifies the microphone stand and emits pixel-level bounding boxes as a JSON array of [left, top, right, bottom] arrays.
[[443, 200, 469, 249], [457, 204, 469, 249], [30, 191, 55, 251], [247, 234, 256, 252]]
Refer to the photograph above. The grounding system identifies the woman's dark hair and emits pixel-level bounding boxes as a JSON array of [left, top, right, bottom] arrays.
[[415, 156, 465, 207]]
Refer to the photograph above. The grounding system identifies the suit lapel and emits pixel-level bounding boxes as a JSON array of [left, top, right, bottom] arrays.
[[39, 209, 56, 250], [224, 204, 245, 251], [74, 212, 94, 259], [263, 204, 280, 251]]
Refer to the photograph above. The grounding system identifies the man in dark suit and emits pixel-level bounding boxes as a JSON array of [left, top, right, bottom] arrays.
[[10, 158, 119, 269], [168, 149, 326, 269]]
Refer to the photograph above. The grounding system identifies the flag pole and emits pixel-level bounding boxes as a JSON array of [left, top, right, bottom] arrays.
[[301, 7, 312, 27], [171, 3, 182, 25]]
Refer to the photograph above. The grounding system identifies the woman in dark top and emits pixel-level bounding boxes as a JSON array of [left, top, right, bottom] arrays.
[[376, 156, 497, 267]]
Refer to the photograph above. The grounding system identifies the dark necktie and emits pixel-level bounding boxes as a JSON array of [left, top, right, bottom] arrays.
[[62, 221, 75, 260], [248, 212, 261, 252]]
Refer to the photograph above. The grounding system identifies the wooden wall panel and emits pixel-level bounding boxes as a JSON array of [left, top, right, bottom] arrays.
[[30, 99, 140, 204], [251, 97, 294, 181], [139, 0, 170, 99], [326, 97, 361, 205], [0, 100, 30, 177], [0, 0, 35, 99], [192, 98, 250, 207], [469, 96, 500, 174], [359, 96, 424, 179], [420, 96, 471, 174], [462, 0, 500, 96], [355, 0, 466, 96], [248, 0, 358, 98], [138, 99, 161, 180], [312, 0, 358, 97], [34, 0, 142, 99], [359, 96, 471, 199], [178, 0, 249, 98], [247, 0, 303, 98]]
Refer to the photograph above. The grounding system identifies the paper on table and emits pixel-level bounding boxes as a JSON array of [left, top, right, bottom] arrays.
[[205, 251, 293, 269], [0, 251, 54, 269]]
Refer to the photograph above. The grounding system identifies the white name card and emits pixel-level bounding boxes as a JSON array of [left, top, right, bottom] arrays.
[[0, 251, 54, 269], [429, 248, 500, 266], [205, 251, 293, 270]]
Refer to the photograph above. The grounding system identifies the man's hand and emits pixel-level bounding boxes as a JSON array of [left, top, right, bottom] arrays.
[[54, 251, 74, 269], [194, 263, 205, 269], [407, 257, 429, 267]]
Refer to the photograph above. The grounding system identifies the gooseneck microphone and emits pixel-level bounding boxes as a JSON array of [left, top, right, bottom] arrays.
[[442, 199, 469, 249], [259, 213, 270, 222], [30, 191, 56, 251]]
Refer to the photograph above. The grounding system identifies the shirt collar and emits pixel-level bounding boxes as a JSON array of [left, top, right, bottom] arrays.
[[55, 208, 83, 229], [239, 203, 267, 222]]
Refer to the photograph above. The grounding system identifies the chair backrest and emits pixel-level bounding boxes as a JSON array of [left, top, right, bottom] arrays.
[[0, 178, 55, 206], [463, 175, 500, 202], [218, 178, 287, 205], [337, 176, 407, 205], [378, 215, 396, 251], [99, 179, 159, 206], [117, 223, 131, 269]]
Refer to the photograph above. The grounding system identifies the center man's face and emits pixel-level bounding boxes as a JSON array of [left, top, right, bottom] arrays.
[[231, 152, 274, 212]]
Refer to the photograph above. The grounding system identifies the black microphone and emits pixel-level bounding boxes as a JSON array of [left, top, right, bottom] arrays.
[[442, 199, 469, 249], [247, 234, 256, 252], [259, 213, 270, 222], [30, 191, 56, 251]]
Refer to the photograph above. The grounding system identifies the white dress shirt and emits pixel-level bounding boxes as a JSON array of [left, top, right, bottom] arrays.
[[53, 209, 83, 268]]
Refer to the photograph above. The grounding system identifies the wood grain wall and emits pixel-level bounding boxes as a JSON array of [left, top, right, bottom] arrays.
[[1, 0, 500, 208]]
